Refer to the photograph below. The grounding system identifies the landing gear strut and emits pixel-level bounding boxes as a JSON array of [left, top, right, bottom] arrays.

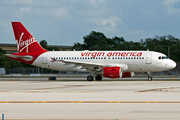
[[95, 75, 102, 81], [148, 70, 153, 81], [87, 75, 94, 81]]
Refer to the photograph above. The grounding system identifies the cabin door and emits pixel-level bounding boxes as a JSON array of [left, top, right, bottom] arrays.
[[42, 53, 48, 64], [146, 53, 152, 64]]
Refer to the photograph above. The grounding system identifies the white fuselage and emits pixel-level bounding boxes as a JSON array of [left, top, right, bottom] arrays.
[[32, 51, 176, 73]]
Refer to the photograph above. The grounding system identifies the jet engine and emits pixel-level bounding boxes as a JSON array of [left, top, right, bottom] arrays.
[[103, 67, 122, 78], [122, 72, 134, 78]]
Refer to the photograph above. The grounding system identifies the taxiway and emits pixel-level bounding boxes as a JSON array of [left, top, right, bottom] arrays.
[[0, 80, 180, 120]]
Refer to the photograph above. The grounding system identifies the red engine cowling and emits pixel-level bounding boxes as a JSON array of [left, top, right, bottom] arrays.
[[103, 67, 122, 78], [122, 72, 134, 78]]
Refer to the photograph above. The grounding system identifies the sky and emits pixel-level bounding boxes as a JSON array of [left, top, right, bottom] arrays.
[[0, 0, 180, 46]]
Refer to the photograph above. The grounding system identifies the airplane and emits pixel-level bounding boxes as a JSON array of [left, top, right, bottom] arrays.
[[5, 22, 176, 81]]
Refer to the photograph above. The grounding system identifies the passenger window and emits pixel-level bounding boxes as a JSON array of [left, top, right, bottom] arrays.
[[77, 57, 79, 59], [69, 57, 71, 59], [108, 57, 110, 59], [139, 57, 141, 59], [134, 57, 136, 59]]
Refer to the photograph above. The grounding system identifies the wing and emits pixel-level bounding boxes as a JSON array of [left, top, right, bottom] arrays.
[[56, 59, 105, 70], [55, 59, 128, 71]]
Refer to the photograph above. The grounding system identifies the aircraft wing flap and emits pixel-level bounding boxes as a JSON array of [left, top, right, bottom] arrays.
[[58, 60, 105, 67]]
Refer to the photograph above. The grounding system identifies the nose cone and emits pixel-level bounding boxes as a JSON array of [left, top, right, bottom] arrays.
[[169, 60, 176, 69], [172, 61, 176, 69]]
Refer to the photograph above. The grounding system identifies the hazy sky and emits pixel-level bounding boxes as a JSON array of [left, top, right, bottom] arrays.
[[1, 0, 180, 46]]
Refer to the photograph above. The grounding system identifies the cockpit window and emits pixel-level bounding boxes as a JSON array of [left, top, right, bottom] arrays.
[[158, 56, 168, 60]]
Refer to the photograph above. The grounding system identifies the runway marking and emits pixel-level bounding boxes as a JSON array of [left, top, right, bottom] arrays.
[[137, 87, 180, 92], [0, 101, 180, 103]]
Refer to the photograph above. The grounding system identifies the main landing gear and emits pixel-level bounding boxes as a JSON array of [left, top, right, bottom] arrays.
[[87, 75, 102, 81], [95, 75, 102, 81], [87, 75, 94, 81]]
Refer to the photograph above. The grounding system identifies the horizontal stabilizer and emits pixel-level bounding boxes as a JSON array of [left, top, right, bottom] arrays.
[[5, 54, 33, 61]]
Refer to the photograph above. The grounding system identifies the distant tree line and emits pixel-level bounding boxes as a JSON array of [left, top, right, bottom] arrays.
[[0, 31, 180, 70], [40, 40, 59, 51]]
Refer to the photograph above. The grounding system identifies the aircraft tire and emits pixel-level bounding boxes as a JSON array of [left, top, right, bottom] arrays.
[[87, 75, 94, 81], [95, 75, 102, 81], [148, 77, 153, 81]]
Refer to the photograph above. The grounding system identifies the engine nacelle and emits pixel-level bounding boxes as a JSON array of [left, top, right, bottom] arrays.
[[122, 72, 134, 78], [103, 67, 122, 78]]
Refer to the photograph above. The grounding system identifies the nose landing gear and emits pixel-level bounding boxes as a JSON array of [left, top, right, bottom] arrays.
[[148, 70, 153, 81], [148, 76, 153, 81]]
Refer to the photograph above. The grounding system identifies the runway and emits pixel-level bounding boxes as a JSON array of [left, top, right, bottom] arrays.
[[0, 76, 180, 81], [0, 80, 180, 120]]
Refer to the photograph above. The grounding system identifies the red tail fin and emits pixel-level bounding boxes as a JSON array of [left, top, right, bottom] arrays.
[[11, 22, 47, 53]]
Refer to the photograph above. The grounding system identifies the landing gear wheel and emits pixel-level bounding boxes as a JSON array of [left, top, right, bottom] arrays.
[[147, 70, 153, 81], [95, 75, 102, 81], [87, 75, 94, 81], [148, 76, 153, 81]]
